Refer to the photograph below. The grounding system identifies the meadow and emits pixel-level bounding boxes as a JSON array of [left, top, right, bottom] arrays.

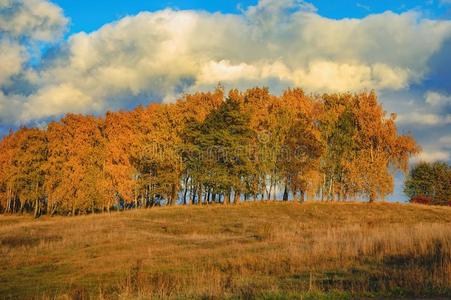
[[0, 202, 450, 299]]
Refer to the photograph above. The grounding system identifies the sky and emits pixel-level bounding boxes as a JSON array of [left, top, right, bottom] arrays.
[[0, 0, 450, 201]]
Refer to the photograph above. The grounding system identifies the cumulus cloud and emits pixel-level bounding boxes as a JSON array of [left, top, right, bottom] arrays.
[[397, 112, 451, 126], [1, 0, 451, 125], [425, 91, 451, 106], [414, 150, 450, 163], [0, 40, 26, 86], [0, 0, 68, 124], [439, 135, 451, 148], [412, 129, 451, 164], [0, 0, 68, 41]]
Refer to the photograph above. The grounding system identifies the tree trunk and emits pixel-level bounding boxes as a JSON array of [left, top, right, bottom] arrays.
[[183, 177, 189, 205], [197, 184, 202, 205], [300, 190, 305, 203], [328, 178, 334, 201], [369, 191, 376, 203], [224, 192, 230, 205], [34, 198, 40, 218], [134, 193, 139, 209], [191, 186, 197, 205], [234, 189, 240, 205], [204, 188, 209, 204], [283, 184, 289, 201], [268, 180, 273, 202]]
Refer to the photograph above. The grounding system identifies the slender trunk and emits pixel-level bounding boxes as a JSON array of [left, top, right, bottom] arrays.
[[134, 192, 138, 209], [369, 191, 376, 203], [5, 186, 11, 213], [283, 184, 289, 201], [12, 196, 17, 213], [51, 203, 58, 216], [183, 177, 189, 205], [268, 179, 273, 201], [6, 197, 10, 213], [191, 185, 197, 205], [204, 188, 209, 204], [197, 184, 202, 205], [328, 178, 334, 201], [224, 192, 230, 205], [20, 201, 26, 214], [234, 189, 240, 205], [169, 183, 176, 206], [300, 190, 305, 203], [34, 198, 40, 218]]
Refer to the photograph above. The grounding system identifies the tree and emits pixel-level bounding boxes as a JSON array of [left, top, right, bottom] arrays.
[[104, 110, 139, 209], [404, 161, 450, 206], [0, 128, 47, 215], [279, 89, 323, 202], [45, 114, 108, 215], [183, 97, 254, 204], [0, 130, 19, 213], [132, 104, 183, 206], [319, 91, 419, 202]]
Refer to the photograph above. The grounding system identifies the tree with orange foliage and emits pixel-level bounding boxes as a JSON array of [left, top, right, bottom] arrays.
[[0, 128, 47, 216], [346, 91, 419, 201], [319, 91, 419, 202], [45, 114, 108, 215], [104, 110, 140, 210]]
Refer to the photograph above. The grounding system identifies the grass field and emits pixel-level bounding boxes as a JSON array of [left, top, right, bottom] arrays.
[[0, 202, 450, 299]]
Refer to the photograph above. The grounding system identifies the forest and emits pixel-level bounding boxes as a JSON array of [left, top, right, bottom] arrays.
[[0, 87, 420, 216]]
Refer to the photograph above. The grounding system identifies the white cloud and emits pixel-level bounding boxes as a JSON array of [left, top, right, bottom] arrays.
[[0, 40, 26, 86], [1, 0, 451, 124], [0, 0, 68, 41], [415, 150, 450, 163], [397, 112, 451, 126], [439, 135, 451, 148], [20, 83, 96, 121], [425, 91, 451, 106], [0, 0, 68, 124]]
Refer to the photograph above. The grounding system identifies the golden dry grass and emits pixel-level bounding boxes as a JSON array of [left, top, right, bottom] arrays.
[[0, 201, 450, 299]]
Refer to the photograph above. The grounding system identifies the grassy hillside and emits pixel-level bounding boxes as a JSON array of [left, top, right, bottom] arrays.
[[1, 202, 450, 299]]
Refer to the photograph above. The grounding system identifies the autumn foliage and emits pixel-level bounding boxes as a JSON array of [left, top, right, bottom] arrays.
[[0, 87, 419, 216]]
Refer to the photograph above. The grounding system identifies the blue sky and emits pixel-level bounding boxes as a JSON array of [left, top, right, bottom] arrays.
[[0, 0, 450, 201], [54, 0, 451, 35]]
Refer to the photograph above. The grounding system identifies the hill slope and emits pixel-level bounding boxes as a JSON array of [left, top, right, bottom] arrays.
[[1, 202, 450, 299]]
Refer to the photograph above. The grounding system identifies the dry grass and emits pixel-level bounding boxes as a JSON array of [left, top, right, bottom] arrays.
[[0, 201, 450, 299]]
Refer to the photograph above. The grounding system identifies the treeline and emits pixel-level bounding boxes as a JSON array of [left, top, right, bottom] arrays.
[[0, 87, 419, 216]]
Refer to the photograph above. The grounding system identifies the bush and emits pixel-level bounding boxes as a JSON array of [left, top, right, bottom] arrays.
[[410, 195, 432, 205]]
